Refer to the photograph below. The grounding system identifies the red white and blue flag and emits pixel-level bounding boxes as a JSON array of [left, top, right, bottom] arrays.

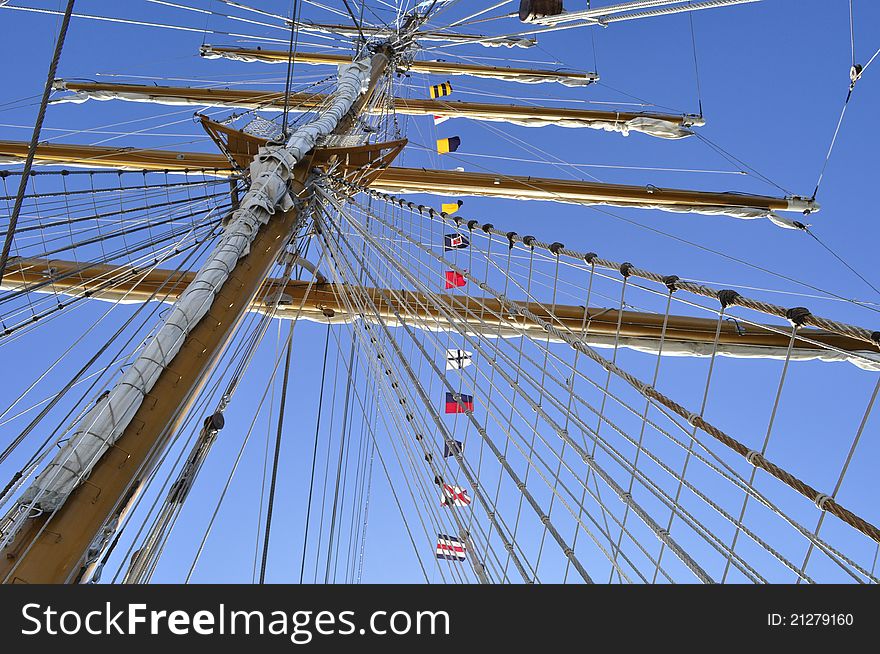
[[445, 392, 473, 414], [436, 534, 466, 561], [440, 484, 471, 507], [444, 233, 469, 251]]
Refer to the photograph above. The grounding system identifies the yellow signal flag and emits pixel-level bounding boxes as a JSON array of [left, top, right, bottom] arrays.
[[436, 136, 461, 154], [442, 200, 463, 215], [429, 81, 453, 99]]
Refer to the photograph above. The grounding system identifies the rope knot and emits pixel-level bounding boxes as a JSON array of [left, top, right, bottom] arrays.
[[481, 223, 494, 233], [549, 241, 565, 255], [619, 262, 634, 278], [467, 219, 478, 231], [522, 235, 536, 249], [662, 275, 680, 292], [785, 306, 812, 326], [851, 63, 863, 86], [745, 450, 761, 466], [814, 493, 832, 511], [718, 289, 741, 308], [506, 231, 518, 249], [686, 412, 701, 427], [584, 252, 597, 264]]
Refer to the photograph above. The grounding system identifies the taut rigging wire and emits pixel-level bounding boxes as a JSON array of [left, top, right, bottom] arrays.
[[0, 0, 76, 288]]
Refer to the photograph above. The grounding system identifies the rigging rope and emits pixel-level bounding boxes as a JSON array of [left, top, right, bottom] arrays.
[[258, 321, 294, 584], [335, 180, 880, 548], [0, 0, 76, 288], [300, 319, 332, 583]]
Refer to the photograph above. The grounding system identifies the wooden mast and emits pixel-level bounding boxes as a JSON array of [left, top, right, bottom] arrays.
[[0, 47, 392, 584], [0, 166, 311, 584]]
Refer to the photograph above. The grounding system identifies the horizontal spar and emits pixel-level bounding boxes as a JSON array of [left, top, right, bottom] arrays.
[[4, 258, 876, 369], [54, 80, 702, 137], [0, 139, 232, 173], [199, 44, 599, 87], [293, 22, 537, 48], [0, 141, 816, 223], [524, 0, 762, 26], [372, 168, 817, 226]]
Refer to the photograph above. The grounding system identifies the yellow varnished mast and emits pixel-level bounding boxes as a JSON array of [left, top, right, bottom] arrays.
[[0, 44, 394, 585]]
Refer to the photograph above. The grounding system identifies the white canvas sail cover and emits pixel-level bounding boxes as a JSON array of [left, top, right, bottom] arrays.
[[435, 111, 700, 137], [18, 58, 373, 512], [53, 83, 699, 140], [51, 83, 699, 140], [51, 82, 240, 109], [300, 311, 880, 371], [200, 44, 599, 87], [5, 274, 877, 371], [370, 179, 816, 229]]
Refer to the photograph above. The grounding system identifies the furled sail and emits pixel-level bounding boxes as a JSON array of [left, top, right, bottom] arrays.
[[0, 141, 817, 227], [52, 80, 702, 139], [4, 259, 878, 370], [200, 44, 599, 86]]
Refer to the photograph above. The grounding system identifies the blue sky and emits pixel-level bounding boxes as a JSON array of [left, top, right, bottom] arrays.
[[1, 1, 879, 583]]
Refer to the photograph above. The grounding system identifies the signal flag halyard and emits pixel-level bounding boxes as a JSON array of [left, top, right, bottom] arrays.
[[444, 270, 466, 288], [442, 200, 463, 215], [430, 81, 453, 99], [443, 232, 469, 251], [445, 392, 473, 414], [440, 484, 472, 507], [445, 348, 473, 370], [436, 136, 461, 154], [436, 534, 466, 561]]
